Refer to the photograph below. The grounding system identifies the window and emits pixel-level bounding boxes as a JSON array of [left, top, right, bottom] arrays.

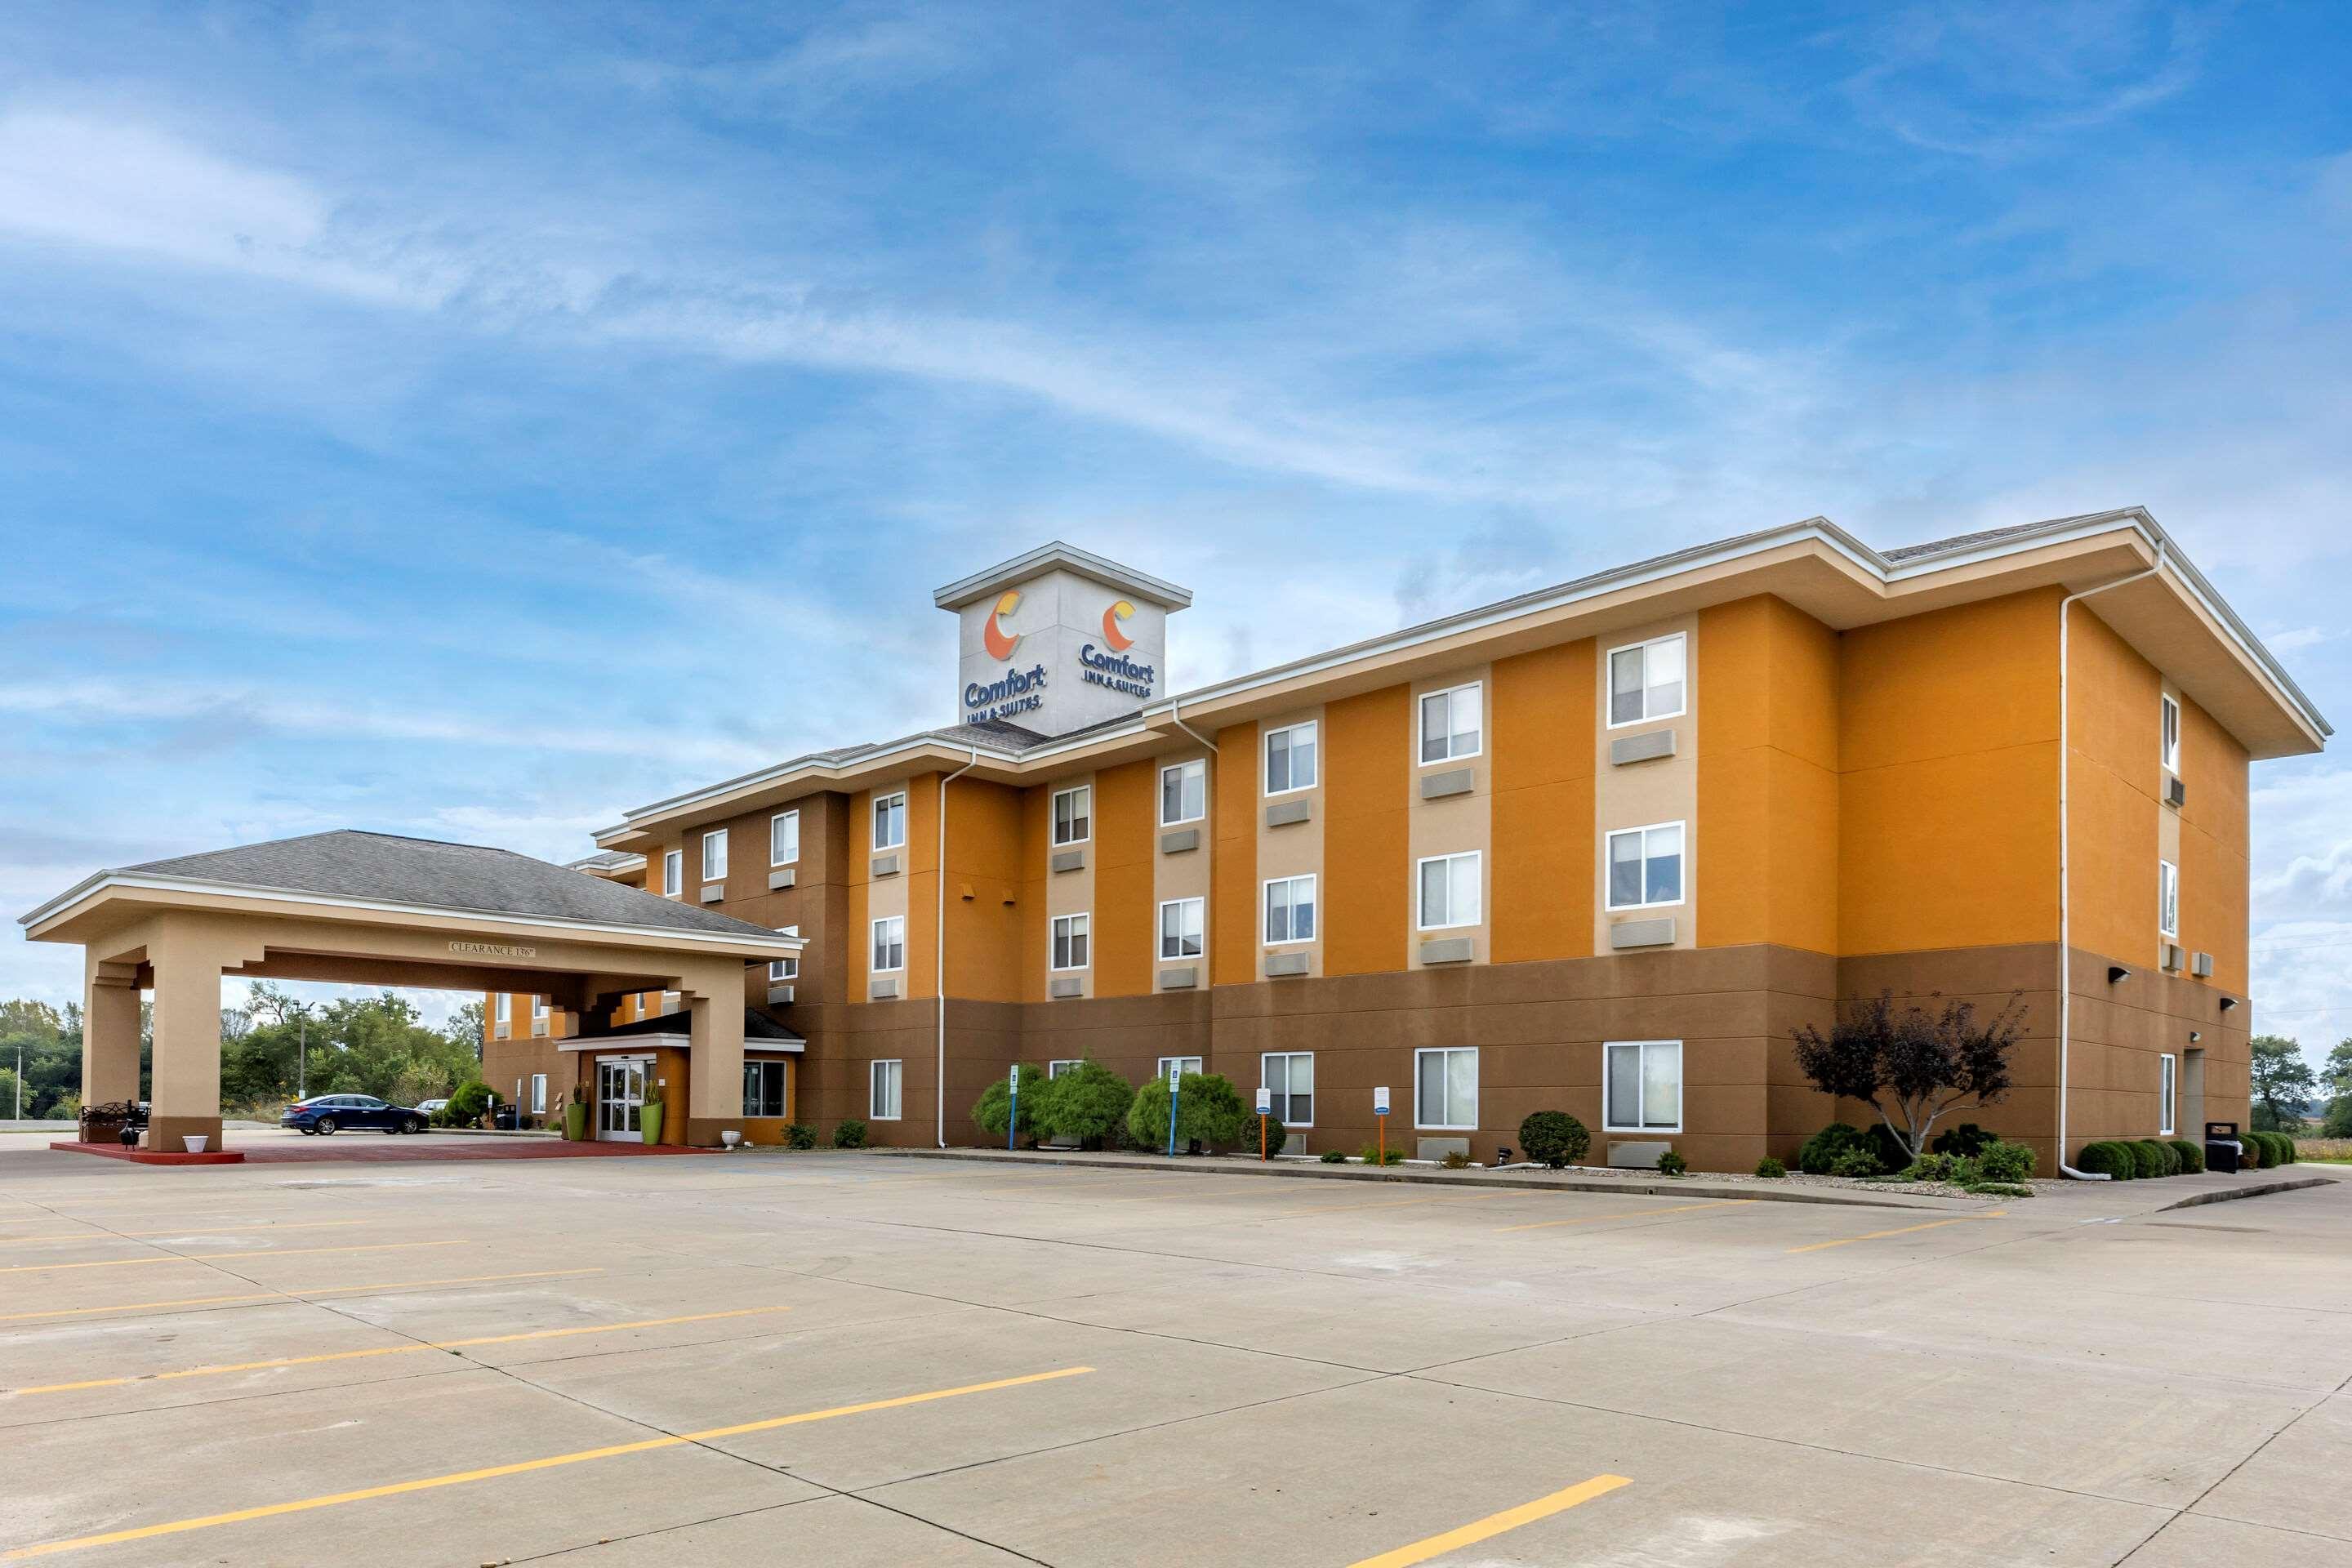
[[869, 1059, 902, 1120], [1052, 785, 1090, 846], [1161, 759, 1205, 825], [2161, 694, 2181, 773], [1159, 897, 1205, 960], [1052, 913, 1091, 970], [770, 809, 800, 866], [661, 989, 681, 1014], [1605, 1040, 1682, 1133], [768, 954, 800, 982], [873, 791, 906, 851], [744, 1059, 789, 1118], [702, 829, 728, 881], [531, 996, 550, 1036], [1263, 875, 1317, 944], [1047, 1059, 1081, 1079], [1264, 722, 1317, 795], [1418, 682, 1482, 764], [871, 915, 905, 973], [1418, 852, 1482, 930], [1157, 1056, 1203, 1079], [1415, 1047, 1479, 1129], [1262, 1052, 1314, 1125], [2158, 1053, 2177, 1136], [530, 1074, 547, 1115], [2158, 859, 2179, 938], [493, 993, 511, 1027], [662, 849, 683, 897], [1608, 633, 1687, 727], [1606, 822, 1685, 909]]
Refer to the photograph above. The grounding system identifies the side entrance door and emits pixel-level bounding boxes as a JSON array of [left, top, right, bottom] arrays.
[[595, 1058, 646, 1143]]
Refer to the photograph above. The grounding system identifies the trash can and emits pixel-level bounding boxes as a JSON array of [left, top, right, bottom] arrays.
[[2203, 1120, 2241, 1174]]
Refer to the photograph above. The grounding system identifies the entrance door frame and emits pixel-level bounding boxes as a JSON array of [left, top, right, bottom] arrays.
[[595, 1054, 653, 1143]]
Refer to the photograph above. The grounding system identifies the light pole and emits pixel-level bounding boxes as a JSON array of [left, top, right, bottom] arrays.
[[287, 1002, 314, 1101], [12, 1040, 20, 1120]]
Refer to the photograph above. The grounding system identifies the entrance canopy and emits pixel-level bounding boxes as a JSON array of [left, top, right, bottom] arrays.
[[19, 831, 802, 1155]]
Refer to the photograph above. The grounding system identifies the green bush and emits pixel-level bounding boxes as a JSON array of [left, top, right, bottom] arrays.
[[443, 1080, 493, 1125], [2272, 1131, 2298, 1165], [1931, 1122, 1993, 1157], [2166, 1138, 2203, 1174], [2074, 1141, 2134, 1179], [1655, 1150, 1687, 1176], [782, 1122, 817, 1151], [1972, 1139, 2036, 1184], [1828, 1147, 1882, 1178], [1517, 1111, 1591, 1169], [2248, 1129, 2288, 1168], [1864, 1122, 1913, 1172], [1961, 1181, 2034, 1198], [1357, 1145, 1409, 1166], [1320, 1148, 1348, 1164], [971, 1064, 1047, 1145], [832, 1118, 868, 1149], [1798, 1123, 1869, 1175], [1903, 1152, 1963, 1183], [1126, 1072, 1247, 1152], [1754, 1156, 1788, 1178], [1439, 1150, 1472, 1169], [2127, 1139, 2169, 1178], [1033, 1059, 1133, 1146]]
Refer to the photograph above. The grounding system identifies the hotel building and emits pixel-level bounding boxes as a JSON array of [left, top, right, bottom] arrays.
[[483, 510, 2327, 1173]]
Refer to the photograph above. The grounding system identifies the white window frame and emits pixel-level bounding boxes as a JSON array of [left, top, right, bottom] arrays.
[[2160, 693, 2181, 773], [2158, 1053, 2177, 1136], [1605, 820, 1686, 911], [1603, 1040, 1684, 1134], [662, 849, 683, 898], [1606, 631, 1688, 729], [530, 1074, 547, 1115], [1416, 851, 1482, 931], [1052, 785, 1091, 847], [768, 952, 800, 982], [1414, 1046, 1479, 1130], [1160, 758, 1206, 826], [1261, 1051, 1315, 1127], [873, 791, 906, 852], [493, 992, 511, 1038], [744, 1058, 790, 1118], [2158, 858, 2180, 938], [869, 1058, 902, 1120], [1159, 896, 1205, 960], [531, 996, 550, 1037], [1047, 1058, 1081, 1079], [1262, 874, 1318, 946], [1051, 912, 1091, 971], [1263, 721, 1318, 796], [770, 809, 800, 867], [871, 915, 905, 974], [1417, 681, 1484, 765], [702, 828, 728, 881], [661, 989, 681, 1013], [1157, 1055, 1203, 1079]]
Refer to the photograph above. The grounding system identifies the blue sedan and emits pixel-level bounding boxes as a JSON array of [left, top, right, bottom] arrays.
[[280, 1095, 426, 1136]]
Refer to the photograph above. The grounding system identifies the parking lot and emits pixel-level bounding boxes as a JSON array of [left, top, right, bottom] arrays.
[[2, 1148, 2346, 1566]]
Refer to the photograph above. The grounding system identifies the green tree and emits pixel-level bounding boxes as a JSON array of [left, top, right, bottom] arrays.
[[2249, 1035, 2316, 1131], [1125, 1071, 1247, 1152], [972, 1064, 1048, 1143], [1034, 1060, 1134, 1146], [2322, 1039, 2352, 1098]]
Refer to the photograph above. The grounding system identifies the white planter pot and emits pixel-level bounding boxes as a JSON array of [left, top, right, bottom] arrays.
[[719, 1131, 743, 1148], [181, 1135, 209, 1154]]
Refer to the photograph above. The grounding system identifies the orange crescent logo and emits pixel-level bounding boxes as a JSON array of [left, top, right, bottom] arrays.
[[1101, 599, 1135, 652], [983, 590, 1022, 661]]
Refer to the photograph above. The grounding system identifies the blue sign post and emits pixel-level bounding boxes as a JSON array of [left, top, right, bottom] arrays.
[[1006, 1063, 1021, 1152], [1165, 1058, 1183, 1156]]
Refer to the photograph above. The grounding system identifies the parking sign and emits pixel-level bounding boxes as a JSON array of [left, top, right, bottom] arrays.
[[1255, 1085, 1272, 1115], [1167, 1059, 1183, 1090], [1373, 1085, 1390, 1116]]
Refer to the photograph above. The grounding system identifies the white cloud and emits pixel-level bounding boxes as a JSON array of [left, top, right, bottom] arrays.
[[2266, 626, 2336, 653]]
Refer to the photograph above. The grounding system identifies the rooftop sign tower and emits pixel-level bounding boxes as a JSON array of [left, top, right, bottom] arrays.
[[933, 542, 1192, 737]]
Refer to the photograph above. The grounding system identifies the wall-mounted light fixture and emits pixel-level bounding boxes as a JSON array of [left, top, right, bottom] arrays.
[[2189, 1031, 2203, 1042], [2107, 965, 2132, 985], [2218, 996, 2239, 1013]]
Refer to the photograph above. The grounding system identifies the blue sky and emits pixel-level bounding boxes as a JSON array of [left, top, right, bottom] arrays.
[[2, 2, 2348, 1058]]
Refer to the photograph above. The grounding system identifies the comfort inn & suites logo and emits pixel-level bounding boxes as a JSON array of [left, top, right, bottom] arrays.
[[983, 590, 1022, 660]]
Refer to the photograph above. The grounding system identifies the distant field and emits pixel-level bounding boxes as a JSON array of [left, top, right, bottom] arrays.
[[2295, 1137, 2352, 1163]]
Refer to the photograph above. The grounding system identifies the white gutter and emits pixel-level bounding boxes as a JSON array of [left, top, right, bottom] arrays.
[[1168, 696, 1218, 755], [2056, 541, 2167, 1178], [936, 746, 980, 1148]]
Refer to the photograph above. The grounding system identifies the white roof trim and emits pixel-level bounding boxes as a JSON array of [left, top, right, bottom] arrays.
[[933, 539, 1192, 611], [19, 872, 806, 952], [560, 1033, 804, 1054]]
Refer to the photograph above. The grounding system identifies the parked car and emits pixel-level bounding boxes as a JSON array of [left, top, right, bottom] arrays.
[[280, 1095, 427, 1136], [416, 1098, 449, 1118]]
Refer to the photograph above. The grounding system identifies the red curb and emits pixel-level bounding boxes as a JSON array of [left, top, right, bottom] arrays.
[[47, 1139, 717, 1166], [48, 1141, 245, 1165]]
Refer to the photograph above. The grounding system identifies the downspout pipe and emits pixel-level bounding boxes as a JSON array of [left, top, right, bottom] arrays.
[[1169, 697, 1218, 754], [2056, 540, 2167, 1178], [937, 746, 980, 1149]]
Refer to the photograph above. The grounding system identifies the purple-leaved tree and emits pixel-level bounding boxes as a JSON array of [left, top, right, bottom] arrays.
[[1791, 991, 2028, 1162]]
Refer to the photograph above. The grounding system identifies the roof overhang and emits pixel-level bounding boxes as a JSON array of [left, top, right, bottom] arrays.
[[933, 540, 1192, 612], [595, 509, 2326, 847], [560, 1032, 804, 1054]]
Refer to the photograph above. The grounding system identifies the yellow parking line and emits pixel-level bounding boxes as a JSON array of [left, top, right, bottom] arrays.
[[8, 1305, 795, 1396], [1496, 1200, 1748, 1233], [0, 1269, 604, 1324], [1348, 1474, 1633, 1566], [2, 1365, 1096, 1559], [0, 1240, 463, 1274], [1786, 1209, 2007, 1254], [0, 1221, 368, 1247]]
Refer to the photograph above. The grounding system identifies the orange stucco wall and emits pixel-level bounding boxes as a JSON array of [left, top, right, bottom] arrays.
[[845, 786, 871, 1002], [2177, 693, 2250, 993], [1018, 782, 1050, 1001], [1211, 721, 1258, 984], [1323, 686, 1410, 977], [944, 779, 1027, 1003], [1094, 760, 1156, 997], [2065, 611, 2163, 968], [1490, 639, 1596, 964]]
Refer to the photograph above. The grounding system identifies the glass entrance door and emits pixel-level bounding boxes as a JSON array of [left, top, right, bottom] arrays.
[[595, 1058, 645, 1142]]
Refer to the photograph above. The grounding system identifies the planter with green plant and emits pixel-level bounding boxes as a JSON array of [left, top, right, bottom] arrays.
[[639, 1083, 665, 1147], [564, 1083, 588, 1142]]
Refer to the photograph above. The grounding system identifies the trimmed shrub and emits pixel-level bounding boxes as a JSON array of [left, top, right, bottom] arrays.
[[1903, 1152, 1963, 1183], [443, 1080, 493, 1126], [1828, 1147, 1883, 1178], [1126, 1072, 1248, 1152], [1798, 1123, 1869, 1175], [971, 1064, 1048, 1145], [1931, 1122, 1993, 1158], [1439, 1150, 1472, 1169], [1033, 1059, 1134, 1147], [1357, 1145, 1410, 1166], [782, 1122, 817, 1151], [1655, 1150, 1687, 1176], [2128, 1139, 2170, 1178], [2248, 1129, 2288, 1168], [1754, 1156, 1788, 1178], [832, 1118, 868, 1149], [2273, 1131, 2299, 1165], [2075, 1141, 2134, 1179], [1972, 1139, 2036, 1184], [1864, 1122, 1913, 1173], [1518, 1111, 1591, 1169], [2166, 1138, 2203, 1174], [1320, 1148, 1348, 1164]]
